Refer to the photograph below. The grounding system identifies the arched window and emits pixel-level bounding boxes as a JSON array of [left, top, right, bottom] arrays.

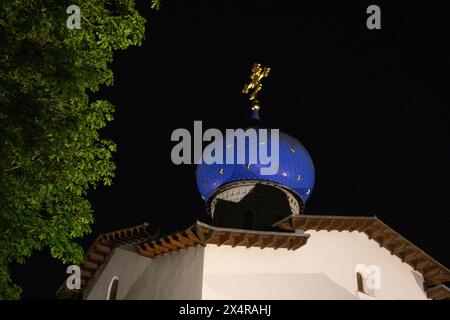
[[107, 276, 119, 300], [356, 272, 365, 293]]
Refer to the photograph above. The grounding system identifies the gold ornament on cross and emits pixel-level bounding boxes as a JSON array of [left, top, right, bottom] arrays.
[[242, 63, 270, 110]]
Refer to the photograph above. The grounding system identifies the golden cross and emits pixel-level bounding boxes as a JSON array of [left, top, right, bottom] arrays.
[[242, 63, 271, 102]]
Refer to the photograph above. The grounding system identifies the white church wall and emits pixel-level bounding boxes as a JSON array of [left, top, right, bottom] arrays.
[[202, 230, 428, 300], [85, 245, 205, 300], [124, 245, 205, 299], [85, 247, 151, 300]]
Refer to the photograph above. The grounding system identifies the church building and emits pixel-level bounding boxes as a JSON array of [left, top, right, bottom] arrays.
[[57, 64, 450, 300]]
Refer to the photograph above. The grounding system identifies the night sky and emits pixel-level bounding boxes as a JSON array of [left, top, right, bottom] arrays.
[[11, 1, 450, 299]]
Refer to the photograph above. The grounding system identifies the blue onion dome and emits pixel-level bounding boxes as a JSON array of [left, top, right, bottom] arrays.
[[196, 108, 315, 209]]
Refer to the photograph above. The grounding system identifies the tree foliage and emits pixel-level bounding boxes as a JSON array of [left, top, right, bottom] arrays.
[[0, 0, 159, 299]]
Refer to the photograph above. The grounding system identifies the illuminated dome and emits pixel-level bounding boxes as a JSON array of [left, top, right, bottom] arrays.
[[195, 63, 315, 229], [196, 130, 315, 204]]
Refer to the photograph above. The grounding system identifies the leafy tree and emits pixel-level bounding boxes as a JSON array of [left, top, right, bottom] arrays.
[[0, 0, 160, 299]]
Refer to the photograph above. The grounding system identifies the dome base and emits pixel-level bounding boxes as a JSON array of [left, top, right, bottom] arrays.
[[207, 180, 304, 231]]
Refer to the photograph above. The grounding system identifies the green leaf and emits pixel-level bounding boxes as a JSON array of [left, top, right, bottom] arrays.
[[0, 0, 154, 299]]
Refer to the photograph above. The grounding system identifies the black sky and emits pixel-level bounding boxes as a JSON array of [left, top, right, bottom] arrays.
[[11, 0, 450, 299]]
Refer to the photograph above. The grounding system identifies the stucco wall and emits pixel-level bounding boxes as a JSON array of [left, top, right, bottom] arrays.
[[124, 245, 204, 299], [86, 245, 205, 300], [85, 247, 151, 300], [202, 230, 428, 300]]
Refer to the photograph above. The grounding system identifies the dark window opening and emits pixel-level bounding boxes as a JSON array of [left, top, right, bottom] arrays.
[[108, 278, 119, 300], [356, 272, 365, 293]]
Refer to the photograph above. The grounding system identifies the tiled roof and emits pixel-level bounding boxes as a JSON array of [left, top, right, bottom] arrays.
[[426, 284, 450, 300], [56, 223, 152, 299], [136, 221, 309, 258]]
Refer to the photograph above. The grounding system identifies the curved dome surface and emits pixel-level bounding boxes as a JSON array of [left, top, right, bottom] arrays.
[[196, 130, 315, 204]]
